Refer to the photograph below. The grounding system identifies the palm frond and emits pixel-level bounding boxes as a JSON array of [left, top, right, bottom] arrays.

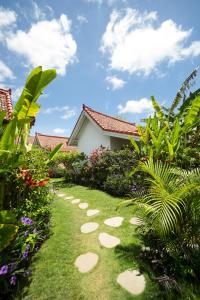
[[169, 67, 199, 115]]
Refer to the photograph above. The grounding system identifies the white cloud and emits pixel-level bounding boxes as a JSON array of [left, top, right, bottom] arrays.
[[42, 106, 76, 119], [0, 7, 16, 28], [106, 75, 126, 90], [61, 110, 76, 120], [180, 41, 200, 57], [32, 1, 46, 20], [53, 128, 68, 134], [118, 98, 153, 114], [77, 14, 88, 25], [101, 8, 200, 75], [85, 0, 120, 5], [0, 60, 15, 85], [6, 14, 77, 75]]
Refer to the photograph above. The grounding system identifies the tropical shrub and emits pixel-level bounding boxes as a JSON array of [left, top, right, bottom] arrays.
[[130, 68, 200, 167], [103, 174, 132, 196], [61, 146, 142, 197], [50, 151, 87, 181], [121, 160, 200, 296], [120, 69, 200, 297]]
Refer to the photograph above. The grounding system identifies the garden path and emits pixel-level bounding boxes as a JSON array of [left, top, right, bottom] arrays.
[[58, 190, 145, 296], [25, 185, 158, 300]]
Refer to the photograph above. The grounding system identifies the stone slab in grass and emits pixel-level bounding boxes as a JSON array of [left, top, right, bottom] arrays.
[[65, 196, 74, 200], [104, 217, 124, 228], [81, 222, 99, 233], [129, 217, 143, 225], [87, 209, 100, 217], [98, 232, 120, 248], [79, 203, 88, 209], [74, 252, 99, 273], [71, 199, 80, 204], [57, 193, 65, 197], [117, 270, 145, 295]]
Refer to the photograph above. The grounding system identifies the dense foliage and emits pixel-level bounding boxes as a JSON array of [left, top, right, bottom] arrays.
[[130, 68, 200, 168], [53, 146, 143, 197], [0, 67, 60, 297], [122, 68, 200, 298]]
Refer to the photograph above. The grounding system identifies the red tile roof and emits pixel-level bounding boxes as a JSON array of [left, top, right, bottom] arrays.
[[35, 133, 78, 152], [0, 88, 13, 121], [83, 104, 138, 136]]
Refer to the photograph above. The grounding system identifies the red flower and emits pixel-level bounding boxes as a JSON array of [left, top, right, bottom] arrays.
[[36, 178, 49, 187]]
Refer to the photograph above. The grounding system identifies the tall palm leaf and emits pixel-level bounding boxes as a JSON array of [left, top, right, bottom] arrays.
[[169, 67, 199, 116], [121, 160, 200, 236]]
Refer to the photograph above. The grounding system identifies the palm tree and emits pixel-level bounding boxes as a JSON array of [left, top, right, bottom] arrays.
[[122, 160, 200, 237]]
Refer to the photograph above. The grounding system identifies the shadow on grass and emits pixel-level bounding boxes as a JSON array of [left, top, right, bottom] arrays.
[[114, 241, 200, 300], [114, 243, 149, 275], [51, 180, 75, 190]]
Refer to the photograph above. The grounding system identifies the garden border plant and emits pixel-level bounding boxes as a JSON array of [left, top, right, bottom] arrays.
[[0, 66, 63, 297], [119, 68, 200, 298]]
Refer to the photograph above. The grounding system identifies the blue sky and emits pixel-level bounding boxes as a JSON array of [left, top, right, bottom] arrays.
[[0, 0, 200, 136]]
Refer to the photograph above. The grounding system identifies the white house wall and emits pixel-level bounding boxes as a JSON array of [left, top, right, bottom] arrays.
[[77, 118, 110, 155]]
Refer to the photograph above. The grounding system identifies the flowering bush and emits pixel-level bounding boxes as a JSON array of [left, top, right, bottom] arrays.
[[62, 146, 142, 197], [0, 147, 51, 297], [50, 151, 88, 182]]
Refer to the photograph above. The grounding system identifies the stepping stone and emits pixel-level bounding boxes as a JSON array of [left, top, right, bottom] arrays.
[[65, 196, 74, 200], [79, 203, 88, 209], [129, 217, 143, 225], [104, 217, 124, 228], [57, 193, 65, 197], [81, 222, 99, 233], [74, 252, 99, 273], [98, 232, 120, 248], [87, 209, 100, 217], [117, 270, 145, 295], [71, 199, 80, 204]]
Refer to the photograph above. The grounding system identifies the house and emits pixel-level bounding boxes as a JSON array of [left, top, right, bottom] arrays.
[[0, 88, 13, 122], [68, 104, 139, 155], [33, 132, 77, 152]]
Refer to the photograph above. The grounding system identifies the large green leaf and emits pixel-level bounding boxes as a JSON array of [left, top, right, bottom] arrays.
[[171, 117, 181, 147], [165, 138, 174, 161], [183, 95, 200, 133], [14, 67, 42, 113], [0, 210, 18, 252], [18, 99, 40, 120], [0, 210, 17, 224], [0, 224, 18, 252], [15, 67, 56, 114], [48, 143, 63, 161], [129, 136, 140, 154], [0, 118, 17, 150], [34, 69, 57, 98], [151, 96, 164, 121], [169, 67, 199, 115], [0, 111, 6, 127]]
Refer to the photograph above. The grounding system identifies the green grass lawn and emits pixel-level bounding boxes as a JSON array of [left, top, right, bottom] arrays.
[[22, 185, 160, 300]]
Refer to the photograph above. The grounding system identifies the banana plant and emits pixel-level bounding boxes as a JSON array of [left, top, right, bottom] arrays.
[[169, 67, 199, 117], [0, 66, 56, 210], [130, 75, 200, 162], [0, 66, 56, 155]]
